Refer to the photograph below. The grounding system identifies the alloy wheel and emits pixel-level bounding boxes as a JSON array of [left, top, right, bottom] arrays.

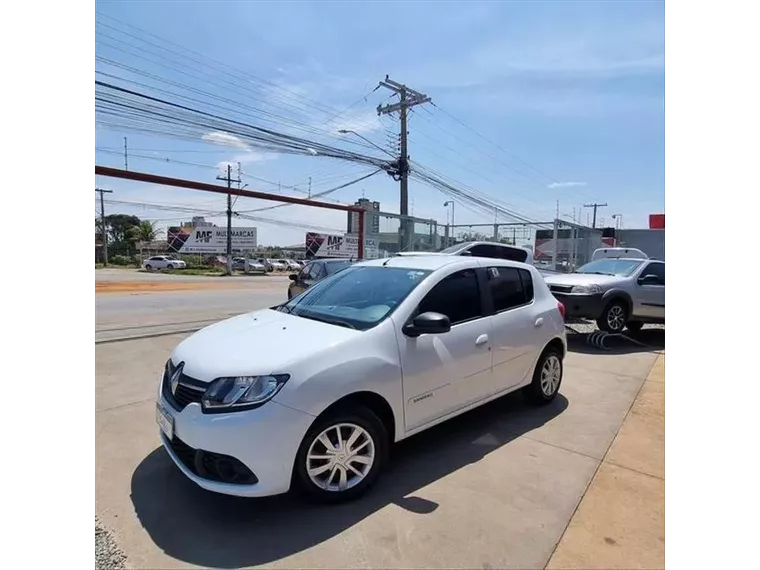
[[306, 423, 375, 492], [540, 355, 562, 397], [606, 305, 626, 332]]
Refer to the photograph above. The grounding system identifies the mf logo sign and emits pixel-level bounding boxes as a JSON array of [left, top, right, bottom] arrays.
[[195, 230, 213, 243], [326, 235, 343, 250]]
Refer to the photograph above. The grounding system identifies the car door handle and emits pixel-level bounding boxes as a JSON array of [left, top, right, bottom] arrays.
[[475, 334, 489, 346], [534, 318, 544, 327]]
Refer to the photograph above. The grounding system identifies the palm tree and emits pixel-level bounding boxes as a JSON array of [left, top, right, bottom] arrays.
[[129, 221, 162, 261]]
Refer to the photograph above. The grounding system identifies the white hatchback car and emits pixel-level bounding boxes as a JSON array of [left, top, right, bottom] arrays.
[[156, 255, 567, 502]]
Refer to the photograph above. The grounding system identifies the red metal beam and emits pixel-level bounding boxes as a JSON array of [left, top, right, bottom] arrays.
[[96, 165, 367, 260], [95, 166, 363, 213]]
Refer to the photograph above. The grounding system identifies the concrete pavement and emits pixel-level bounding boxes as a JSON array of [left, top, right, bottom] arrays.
[[547, 353, 665, 569], [95, 330, 662, 569]]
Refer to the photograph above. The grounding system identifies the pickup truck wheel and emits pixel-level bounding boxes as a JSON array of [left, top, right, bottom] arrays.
[[597, 300, 627, 333], [294, 407, 388, 503], [626, 321, 644, 332]]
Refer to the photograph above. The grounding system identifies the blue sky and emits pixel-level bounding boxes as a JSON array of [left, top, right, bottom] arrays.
[[95, 0, 664, 247]]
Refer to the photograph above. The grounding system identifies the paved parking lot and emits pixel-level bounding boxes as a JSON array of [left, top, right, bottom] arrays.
[[95, 316, 663, 569]]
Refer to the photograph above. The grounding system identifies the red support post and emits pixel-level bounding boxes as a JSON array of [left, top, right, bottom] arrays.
[[357, 208, 365, 260]]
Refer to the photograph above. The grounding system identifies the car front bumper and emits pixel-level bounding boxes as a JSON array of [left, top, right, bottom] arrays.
[[157, 392, 315, 497], [551, 292, 606, 320]]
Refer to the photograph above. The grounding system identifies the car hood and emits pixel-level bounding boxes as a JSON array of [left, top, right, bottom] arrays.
[[171, 309, 359, 382], [543, 273, 623, 287]]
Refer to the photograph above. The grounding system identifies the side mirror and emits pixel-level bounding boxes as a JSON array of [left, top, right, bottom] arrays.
[[403, 311, 451, 338], [638, 274, 660, 285], [289, 273, 298, 281]]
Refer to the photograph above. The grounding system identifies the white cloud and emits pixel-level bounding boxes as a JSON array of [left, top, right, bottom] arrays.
[[201, 131, 251, 150], [548, 181, 587, 189]]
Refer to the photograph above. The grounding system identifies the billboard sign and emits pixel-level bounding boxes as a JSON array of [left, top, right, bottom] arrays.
[[177, 227, 257, 253], [305, 232, 378, 259]]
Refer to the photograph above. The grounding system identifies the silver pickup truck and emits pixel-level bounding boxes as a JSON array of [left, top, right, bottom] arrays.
[[543, 256, 665, 333]]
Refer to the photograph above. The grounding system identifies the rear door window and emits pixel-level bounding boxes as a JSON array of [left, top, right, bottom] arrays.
[[487, 266, 534, 312]]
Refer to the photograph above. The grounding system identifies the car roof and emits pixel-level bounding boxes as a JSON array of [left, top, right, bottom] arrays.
[[356, 255, 532, 272]]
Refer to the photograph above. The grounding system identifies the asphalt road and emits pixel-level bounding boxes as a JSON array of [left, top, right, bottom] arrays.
[[95, 269, 291, 341]]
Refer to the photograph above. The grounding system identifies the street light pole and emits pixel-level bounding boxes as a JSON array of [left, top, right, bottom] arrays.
[[338, 130, 395, 158]]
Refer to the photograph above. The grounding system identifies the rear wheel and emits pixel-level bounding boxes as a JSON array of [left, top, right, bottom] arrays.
[[293, 407, 388, 503], [597, 300, 627, 333], [524, 348, 563, 405]]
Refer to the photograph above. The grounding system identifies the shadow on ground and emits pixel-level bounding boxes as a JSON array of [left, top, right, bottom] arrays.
[[567, 327, 664, 355], [131, 391, 567, 568]]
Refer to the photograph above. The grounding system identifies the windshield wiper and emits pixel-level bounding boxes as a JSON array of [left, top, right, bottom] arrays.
[[297, 312, 355, 329], [579, 271, 614, 276]]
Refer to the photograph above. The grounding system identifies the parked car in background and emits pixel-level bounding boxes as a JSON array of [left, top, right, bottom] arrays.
[[233, 258, 267, 274], [544, 257, 664, 333], [278, 259, 302, 271], [143, 255, 186, 271], [268, 259, 286, 271], [395, 241, 534, 264], [156, 255, 566, 501], [287, 258, 354, 299]]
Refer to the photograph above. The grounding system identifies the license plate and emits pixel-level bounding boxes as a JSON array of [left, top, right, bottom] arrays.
[[156, 403, 174, 440]]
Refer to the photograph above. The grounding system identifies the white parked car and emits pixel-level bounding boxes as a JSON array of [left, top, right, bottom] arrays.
[[143, 255, 186, 270], [278, 259, 302, 271], [156, 255, 567, 502], [267, 259, 286, 271]]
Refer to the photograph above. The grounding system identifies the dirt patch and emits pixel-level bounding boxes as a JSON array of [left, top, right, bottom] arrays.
[[96, 281, 258, 294]]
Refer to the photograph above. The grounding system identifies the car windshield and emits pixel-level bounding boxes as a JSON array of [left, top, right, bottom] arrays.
[[576, 258, 644, 276], [277, 265, 431, 331]]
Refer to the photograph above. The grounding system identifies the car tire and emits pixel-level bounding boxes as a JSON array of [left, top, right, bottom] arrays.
[[293, 406, 388, 503], [597, 300, 628, 333], [145, 264, 152, 271], [524, 347, 563, 405], [626, 321, 644, 332]]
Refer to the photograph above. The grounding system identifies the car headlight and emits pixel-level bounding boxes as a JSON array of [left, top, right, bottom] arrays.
[[202, 374, 290, 412], [571, 284, 603, 294]]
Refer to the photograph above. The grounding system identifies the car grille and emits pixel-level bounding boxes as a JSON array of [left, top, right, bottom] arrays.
[[162, 361, 207, 412], [549, 284, 574, 294], [167, 436, 258, 485]]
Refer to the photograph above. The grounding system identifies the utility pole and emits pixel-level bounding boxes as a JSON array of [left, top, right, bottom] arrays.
[[584, 202, 608, 229], [377, 75, 431, 251], [308, 176, 312, 198], [123, 137, 128, 171], [217, 165, 241, 276], [95, 188, 113, 266]]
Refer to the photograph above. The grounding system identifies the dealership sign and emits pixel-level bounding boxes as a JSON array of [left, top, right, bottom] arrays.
[[178, 227, 258, 253], [305, 232, 378, 259]]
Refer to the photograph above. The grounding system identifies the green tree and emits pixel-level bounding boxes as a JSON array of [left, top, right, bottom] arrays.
[[104, 214, 141, 256], [129, 220, 161, 243]]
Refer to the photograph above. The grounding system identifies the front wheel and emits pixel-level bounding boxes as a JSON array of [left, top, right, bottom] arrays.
[[524, 348, 563, 405], [597, 300, 627, 333], [293, 407, 388, 503], [144, 264, 152, 271]]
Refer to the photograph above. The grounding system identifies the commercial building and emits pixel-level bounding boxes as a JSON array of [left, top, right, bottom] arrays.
[[347, 198, 380, 235]]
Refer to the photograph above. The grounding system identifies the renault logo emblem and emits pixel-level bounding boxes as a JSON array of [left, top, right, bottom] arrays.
[[170, 362, 184, 395]]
